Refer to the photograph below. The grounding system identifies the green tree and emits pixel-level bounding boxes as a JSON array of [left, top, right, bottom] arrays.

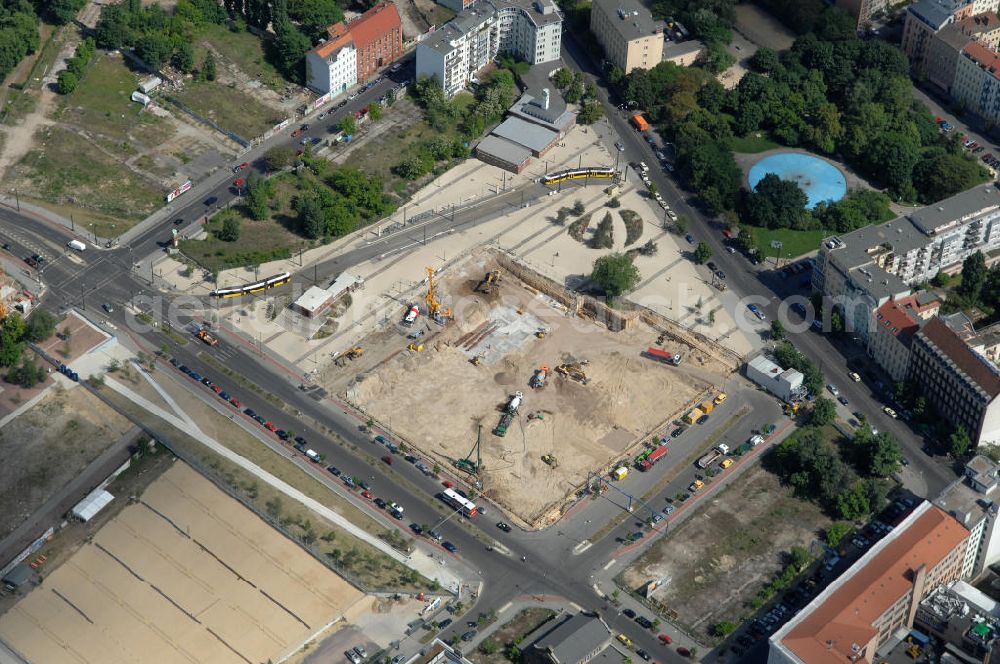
[[552, 67, 574, 90], [25, 310, 58, 342], [950, 426, 972, 459], [0, 313, 27, 367], [749, 47, 779, 73], [202, 51, 217, 81], [693, 241, 713, 264], [57, 70, 78, 95], [340, 115, 356, 136], [217, 215, 241, 241], [788, 545, 811, 572], [855, 428, 901, 477], [743, 173, 808, 229], [44, 0, 88, 24], [294, 192, 326, 239], [836, 480, 871, 520], [245, 173, 271, 220], [173, 41, 195, 73], [811, 397, 837, 426], [479, 639, 499, 655], [825, 522, 851, 548], [958, 251, 987, 302], [272, 19, 311, 83], [912, 153, 988, 204], [591, 253, 640, 299], [770, 320, 785, 341], [368, 101, 383, 122], [578, 101, 604, 125], [136, 33, 173, 68], [263, 145, 294, 171], [712, 621, 738, 637]]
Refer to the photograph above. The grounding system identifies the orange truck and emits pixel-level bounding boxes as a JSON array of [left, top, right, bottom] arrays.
[[196, 329, 219, 346], [631, 113, 650, 132]]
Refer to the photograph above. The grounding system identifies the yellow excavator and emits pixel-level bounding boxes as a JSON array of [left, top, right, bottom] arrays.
[[425, 266, 452, 323]]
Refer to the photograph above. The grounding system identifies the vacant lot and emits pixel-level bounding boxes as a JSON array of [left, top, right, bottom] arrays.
[[621, 465, 830, 642], [343, 95, 474, 200], [55, 52, 174, 152], [14, 126, 164, 235], [0, 386, 133, 541], [0, 462, 366, 664], [337, 257, 725, 524], [171, 81, 283, 141], [179, 176, 306, 271], [194, 23, 286, 91]]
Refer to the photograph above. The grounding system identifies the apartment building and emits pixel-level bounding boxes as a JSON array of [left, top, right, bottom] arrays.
[[936, 455, 1000, 580], [813, 183, 1000, 343], [768, 502, 971, 664], [925, 12, 1000, 93], [589, 0, 664, 74], [902, 0, 976, 75], [953, 40, 1000, 125], [305, 1, 402, 94], [834, 0, 911, 32], [416, 0, 561, 96], [867, 292, 941, 382], [305, 32, 357, 95], [909, 316, 1000, 447]]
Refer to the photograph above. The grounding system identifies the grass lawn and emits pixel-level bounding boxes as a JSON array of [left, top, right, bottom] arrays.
[[179, 176, 307, 271], [194, 23, 285, 90], [56, 52, 173, 149], [728, 133, 781, 154], [16, 126, 162, 236], [171, 81, 283, 140], [346, 95, 474, 201], [751, 227, 827, 259]]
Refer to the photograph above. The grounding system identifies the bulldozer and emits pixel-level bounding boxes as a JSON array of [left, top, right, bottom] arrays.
[[535, 327, 548, 339], [555, 362, 590, 385], [541, 454, 558, 468], [408, 343, 424, 352], [476, 270, 501, 294]]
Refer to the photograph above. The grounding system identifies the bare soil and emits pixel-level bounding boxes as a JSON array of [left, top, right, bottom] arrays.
[[733, 4, 796, 52], [328, 257, 725, 525], [621, 465, 831, 642], [0, 386, 132, 541], [0, 462, 366, 664]]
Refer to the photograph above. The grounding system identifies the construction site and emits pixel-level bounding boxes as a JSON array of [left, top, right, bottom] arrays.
[[321, 249, 737, 527]]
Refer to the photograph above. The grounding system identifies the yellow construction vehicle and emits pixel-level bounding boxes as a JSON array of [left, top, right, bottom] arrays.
[[535, 327, 548, 338], [425, 266, 452, 323], [408, 343, 424, 352], [476, 270, 501, 294], [471, 354, 484, 366], [555, 362, 590, 385], [345, 346, 364, 360], [541, 454, 558, 467]]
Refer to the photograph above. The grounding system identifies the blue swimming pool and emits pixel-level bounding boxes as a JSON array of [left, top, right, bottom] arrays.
[[748, 152, 847, 209]]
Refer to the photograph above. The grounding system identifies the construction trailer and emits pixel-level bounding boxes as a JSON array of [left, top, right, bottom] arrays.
[[643, 346, 682, 366]]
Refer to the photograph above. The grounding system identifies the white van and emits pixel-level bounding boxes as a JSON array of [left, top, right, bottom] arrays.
[[67, 239, 86, 252], [305, 449, 320, 462]]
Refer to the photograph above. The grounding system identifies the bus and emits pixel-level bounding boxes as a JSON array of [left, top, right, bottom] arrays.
[[441, 488, 478, 517], [209, 271, 291, 298], [540, 167, 615, 186]]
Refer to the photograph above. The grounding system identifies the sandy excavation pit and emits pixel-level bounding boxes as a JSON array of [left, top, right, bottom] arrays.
[[336, 256, 730, 525]]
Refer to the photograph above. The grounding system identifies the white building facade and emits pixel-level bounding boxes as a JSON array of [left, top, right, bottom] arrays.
[[305, 39, 358, 95], [416, 0, 562, 95]]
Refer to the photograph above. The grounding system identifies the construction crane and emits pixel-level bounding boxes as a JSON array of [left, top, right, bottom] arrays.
[[425, 266, 452, 323]]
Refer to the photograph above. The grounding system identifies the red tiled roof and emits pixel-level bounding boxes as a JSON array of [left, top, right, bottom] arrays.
[[311, 30, 354, 59], [779, 505, 969, 664], [344, 1, 401, 51], [919, 316, 1000, 397], [875, 297, 920, 340], [963, 40, 1000, 81]]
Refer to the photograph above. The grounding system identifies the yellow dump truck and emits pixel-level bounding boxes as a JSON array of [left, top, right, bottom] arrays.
[[613, 466, 628, 481], [700, 400, 715, 414]]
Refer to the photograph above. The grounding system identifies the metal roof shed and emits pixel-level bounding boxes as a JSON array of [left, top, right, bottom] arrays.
[[71, 489, 114, 522]]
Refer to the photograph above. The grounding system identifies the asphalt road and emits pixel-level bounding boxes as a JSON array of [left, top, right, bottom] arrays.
[[0, 33, 963, 662], [557, 34, 956, 500]]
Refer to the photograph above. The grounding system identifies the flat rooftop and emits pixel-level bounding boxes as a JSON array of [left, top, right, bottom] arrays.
[[491, 116, 559, 153], [592, 0, 664, 42]]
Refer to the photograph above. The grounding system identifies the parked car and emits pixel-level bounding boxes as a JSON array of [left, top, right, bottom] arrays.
[[443, 541, 458, 553], [461, 630, 476, 642], [623, 608, 636, 618]]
